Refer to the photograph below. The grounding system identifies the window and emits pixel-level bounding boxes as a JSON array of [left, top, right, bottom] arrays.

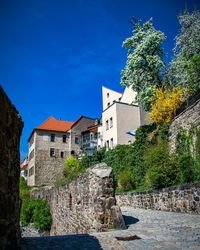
[[119, 97, 121, 101], [106, 140, 109, 149], [51, 134, 55, 142], [63, 135, 67, 143], [28, 166, 34, 176], [60, 151, 64, 158], [50, 148, 55, 157], [106, 120, 109, 130], [107, 102, 110, 107], [107, 92, 109, 98], [110, 117, 113, 128], [75, 137, 79, 144], [110, 138, 113, 149]]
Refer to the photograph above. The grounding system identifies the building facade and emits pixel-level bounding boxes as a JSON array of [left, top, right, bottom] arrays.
[[98, 86, 148, 149], [27, 116, 96, 186]]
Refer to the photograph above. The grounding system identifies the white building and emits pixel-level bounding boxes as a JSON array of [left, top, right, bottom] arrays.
[[98, 86, 148, 149]]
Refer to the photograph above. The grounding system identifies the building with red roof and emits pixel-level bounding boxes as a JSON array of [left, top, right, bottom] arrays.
[[27, 116, 96, 186]]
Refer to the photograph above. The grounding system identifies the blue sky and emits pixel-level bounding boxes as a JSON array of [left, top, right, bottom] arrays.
[[0, 0, 199, 159]]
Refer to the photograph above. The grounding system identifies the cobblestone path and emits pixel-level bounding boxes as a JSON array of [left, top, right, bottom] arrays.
[[21, 207, 200, 250]]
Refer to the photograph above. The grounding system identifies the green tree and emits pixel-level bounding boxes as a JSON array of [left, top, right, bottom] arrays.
[[170, 10, 200, 93], [121, 18, 165, 111], [65, 156, 80, 181]]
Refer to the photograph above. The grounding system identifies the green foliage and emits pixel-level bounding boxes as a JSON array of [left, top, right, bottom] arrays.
[[177, 153, 195, 184], [118, 170, 135, 191], [21, 199, 52, 231], [19, 177, 29, 199], [187, 53, 200, 91], [91, 148, 106, 165], [170, 10, 200, 93], [145, 141, 178, 189], [79, 154, 91, 169], [121, 18, 165, 111], [157, 124, 169, 141], [175, 128, 200, 184], [130, 124, 156, 188], [55, 177, 68, 188], [65, 156, 81, 181], [104, 125, 156, 190], [176, 129, 191, 155]]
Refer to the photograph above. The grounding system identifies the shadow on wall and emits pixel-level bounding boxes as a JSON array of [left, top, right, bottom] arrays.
[[21, 234, 103, 250], [123, 215, 139, 227]]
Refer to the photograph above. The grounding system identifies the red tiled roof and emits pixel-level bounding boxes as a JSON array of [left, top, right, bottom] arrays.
[[36, 116, 74, 132]]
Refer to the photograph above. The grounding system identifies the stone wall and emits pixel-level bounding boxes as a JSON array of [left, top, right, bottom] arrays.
[[116, 182, 200, 214], [0, 86, 23, 249], [31, 163, 126, 235], [169, 98, 200, 152]]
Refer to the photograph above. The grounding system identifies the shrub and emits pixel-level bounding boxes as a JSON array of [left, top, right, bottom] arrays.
[[55, 177, 68, 188], [20, 199, 52, 231], [145, 141, 178, 189], [177, 153, 196, 184], [176, 129, 191, 155], [103, 125, 156, 190], [19, 177, 29, 199], [79, 154, 91, 169], [91, 147, 106, 165], [65, 156, 81, 181], [149, 87, 184, 125], [118, 170, 135, 191]]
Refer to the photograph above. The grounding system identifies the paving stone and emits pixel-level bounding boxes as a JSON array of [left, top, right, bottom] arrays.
[[21, 207, 200, 250]]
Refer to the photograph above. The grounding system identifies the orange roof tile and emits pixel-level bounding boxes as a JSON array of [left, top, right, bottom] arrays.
[[36, 116, 74, 132]]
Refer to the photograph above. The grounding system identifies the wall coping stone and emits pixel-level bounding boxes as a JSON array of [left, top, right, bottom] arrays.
[[116, 182, 200, 196]]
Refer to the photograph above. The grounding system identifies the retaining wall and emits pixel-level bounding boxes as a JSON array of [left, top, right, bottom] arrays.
[[116, 182, 200, 214]]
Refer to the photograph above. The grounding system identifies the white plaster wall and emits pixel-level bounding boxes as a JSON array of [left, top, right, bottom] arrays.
[[116, 103, 141, 145], [102, 103, 118, 148], [120, 87, 137, 105], [102, 86, 122, 111]]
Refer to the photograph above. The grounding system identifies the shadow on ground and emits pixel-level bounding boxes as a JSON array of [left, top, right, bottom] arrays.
[[123, 215, 139, 227], [21, 234, 103, 250]]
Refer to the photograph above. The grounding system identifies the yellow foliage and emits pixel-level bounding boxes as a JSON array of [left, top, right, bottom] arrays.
[[148, 87, 184, 125]]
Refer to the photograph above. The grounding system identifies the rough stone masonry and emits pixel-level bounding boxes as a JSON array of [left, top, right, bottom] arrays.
[[31, 163, 126, 235], [169, 97, 200, 152], [0, 86, 23, 250]]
